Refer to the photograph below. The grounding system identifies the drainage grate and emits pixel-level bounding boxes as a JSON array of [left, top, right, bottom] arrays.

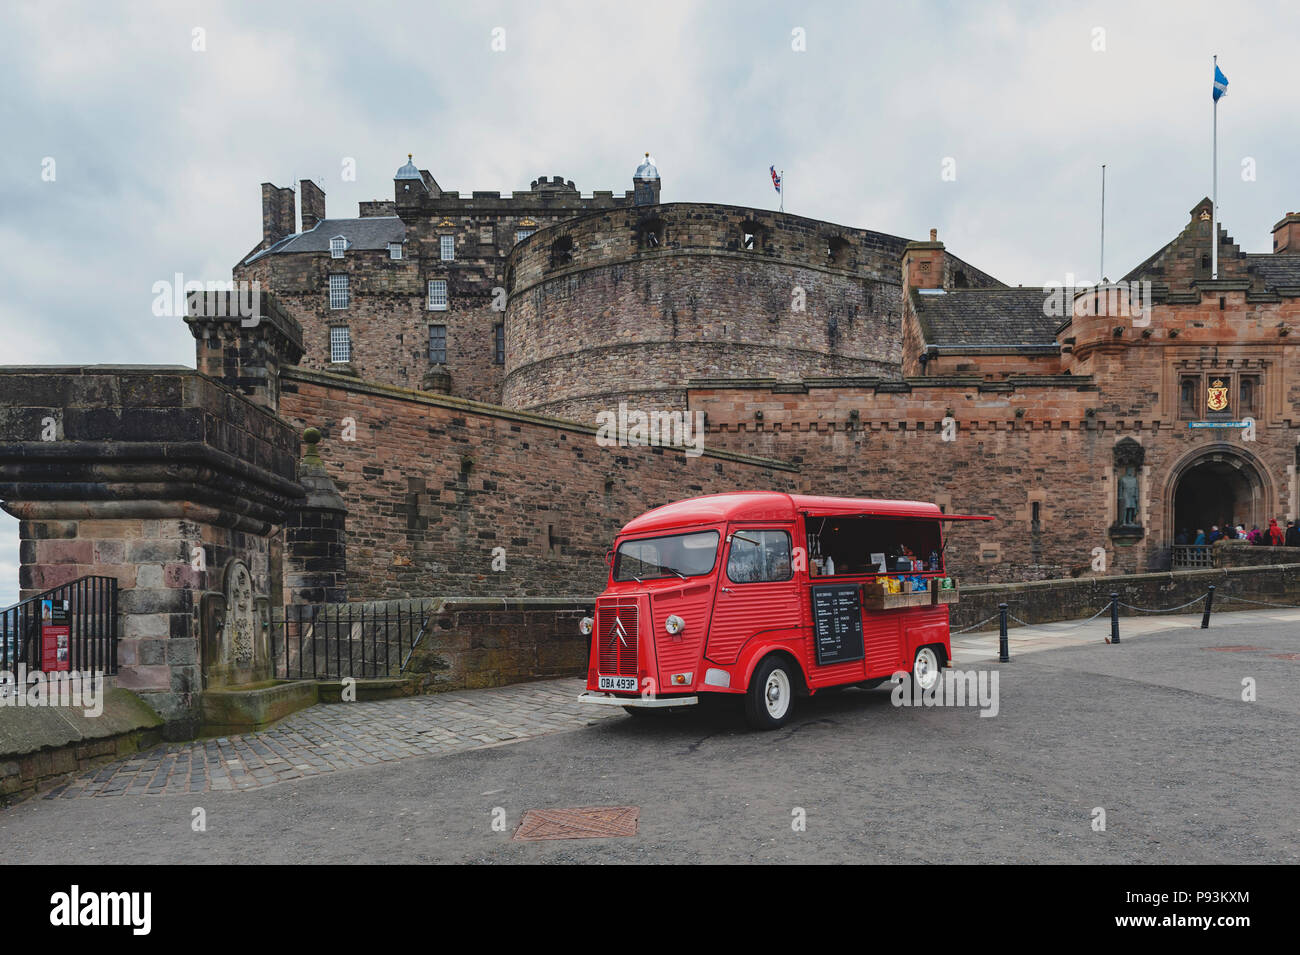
[[513, 806, 640, 841]]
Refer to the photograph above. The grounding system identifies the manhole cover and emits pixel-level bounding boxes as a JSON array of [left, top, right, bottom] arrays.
[[513, 806, 639, 841], [1206, 646, 1270, 652]]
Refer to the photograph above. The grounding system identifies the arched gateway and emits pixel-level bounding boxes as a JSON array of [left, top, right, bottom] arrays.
[[1166, 445, 1271, 563]]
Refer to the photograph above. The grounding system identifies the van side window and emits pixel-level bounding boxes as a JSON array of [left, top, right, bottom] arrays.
[[727, 530, 793, 583]]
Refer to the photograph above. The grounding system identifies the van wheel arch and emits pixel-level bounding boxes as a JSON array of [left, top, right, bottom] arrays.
[[744, 649, 808, 696]]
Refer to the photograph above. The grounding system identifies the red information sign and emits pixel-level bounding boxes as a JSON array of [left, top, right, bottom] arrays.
[[40, 599, 71, 672]]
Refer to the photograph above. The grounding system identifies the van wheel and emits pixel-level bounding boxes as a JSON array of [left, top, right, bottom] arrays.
[[911, 646, 941, 693], [745, 656, 795, 730]]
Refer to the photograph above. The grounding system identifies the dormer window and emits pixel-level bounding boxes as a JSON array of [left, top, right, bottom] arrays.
[[330, 236, 347, 259], [388, 243, 403, 260]]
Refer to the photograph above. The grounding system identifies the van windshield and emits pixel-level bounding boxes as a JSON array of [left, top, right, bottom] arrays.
[[613, 530, 720, 582]]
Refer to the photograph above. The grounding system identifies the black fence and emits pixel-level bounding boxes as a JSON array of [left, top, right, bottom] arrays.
[[0, 576, 119, 675], [271, 601, 433, 680]]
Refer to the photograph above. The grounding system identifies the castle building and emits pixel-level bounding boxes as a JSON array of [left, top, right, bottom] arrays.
[[237, 154, 1300, 588]]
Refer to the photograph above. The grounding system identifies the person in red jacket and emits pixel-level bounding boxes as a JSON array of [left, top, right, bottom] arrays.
[[1268, 519, 1285, 546]]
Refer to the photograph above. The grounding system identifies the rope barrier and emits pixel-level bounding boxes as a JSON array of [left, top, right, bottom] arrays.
[[1116, 594, 1208, 614], [955, 602, 1111, 635], [1005, 603, 1113, 632], [1217, 594, 1300, 610], [951, 613, 1002, 635], [955, 589, 1300, 636]]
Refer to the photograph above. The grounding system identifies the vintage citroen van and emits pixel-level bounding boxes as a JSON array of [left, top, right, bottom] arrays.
[[577, 492, 991, 729]]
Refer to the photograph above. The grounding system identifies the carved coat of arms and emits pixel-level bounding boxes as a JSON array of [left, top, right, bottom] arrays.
[[1207, 378, 1229, 412]]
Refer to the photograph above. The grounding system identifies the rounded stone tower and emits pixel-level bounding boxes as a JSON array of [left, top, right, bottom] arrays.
[[500, 196, 909, 423]]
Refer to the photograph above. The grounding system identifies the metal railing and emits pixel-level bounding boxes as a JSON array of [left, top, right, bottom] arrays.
[[0, 576, 119, 675], [272, 601, 433, 680], [1171, 544, 1214, 569]]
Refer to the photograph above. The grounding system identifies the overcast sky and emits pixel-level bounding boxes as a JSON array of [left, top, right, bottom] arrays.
[[2, 0, 1296, 605]]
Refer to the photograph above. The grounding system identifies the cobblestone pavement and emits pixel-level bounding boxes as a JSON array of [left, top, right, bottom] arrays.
[[42, 607, 1300, 802], [45, 679, 616, 800]]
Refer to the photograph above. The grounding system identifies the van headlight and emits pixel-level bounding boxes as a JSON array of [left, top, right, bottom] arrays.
[[579, 616, 594, 635], [665, 614, 686, 635]]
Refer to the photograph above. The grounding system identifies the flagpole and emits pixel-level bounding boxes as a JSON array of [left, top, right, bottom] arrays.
[[1212, 54, 1219, 280], [1100, 163, 1106, 283], [780, 169, 784, 213]]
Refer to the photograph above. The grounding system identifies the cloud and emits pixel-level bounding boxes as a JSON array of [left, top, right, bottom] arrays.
[[2, 0, 1299, 601]]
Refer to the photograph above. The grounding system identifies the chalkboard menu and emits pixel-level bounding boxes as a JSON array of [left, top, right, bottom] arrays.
[[810, 584, 864, 666]]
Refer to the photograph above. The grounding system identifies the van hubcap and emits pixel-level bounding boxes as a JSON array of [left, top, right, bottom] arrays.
[[914, 648, 939, 691], [765, 669, 790, 718]]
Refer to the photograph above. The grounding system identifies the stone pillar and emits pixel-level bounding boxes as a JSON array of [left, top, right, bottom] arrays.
[[284, 428, 348, 605], [0, 368, 303, 738]]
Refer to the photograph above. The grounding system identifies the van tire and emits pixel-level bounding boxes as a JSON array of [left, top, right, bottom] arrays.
[[745, 656, 796, 730]]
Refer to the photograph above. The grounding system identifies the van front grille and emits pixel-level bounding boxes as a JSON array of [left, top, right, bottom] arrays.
[[596, 601, 639, 676]]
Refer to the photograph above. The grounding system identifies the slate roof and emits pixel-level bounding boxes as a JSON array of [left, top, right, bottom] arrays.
[[911, 287, 1060, 348], [244, 218, 406, 265], [1245, 254, 1300, 288]]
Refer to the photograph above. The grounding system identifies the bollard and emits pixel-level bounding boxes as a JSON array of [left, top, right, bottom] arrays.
[[998, 603, 1009, 663], [1201, 584, 1216, 629], [1110, 592, 1120, 644]]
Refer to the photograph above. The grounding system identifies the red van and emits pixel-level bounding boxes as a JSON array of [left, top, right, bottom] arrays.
[[578, 492, 991, 729]]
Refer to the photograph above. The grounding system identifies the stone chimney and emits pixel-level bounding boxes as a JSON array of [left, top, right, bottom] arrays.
[[300, 179, 326, 232], [902, 228, 945, 292], [1272, 212, 1300, 253], [261, 182, 296, 249]]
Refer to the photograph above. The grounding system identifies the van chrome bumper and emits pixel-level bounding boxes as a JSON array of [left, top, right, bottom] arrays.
[[578, 691, 699, 708]]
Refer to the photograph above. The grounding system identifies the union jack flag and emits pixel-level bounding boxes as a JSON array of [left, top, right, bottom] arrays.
[[770, 166, 781, 193]]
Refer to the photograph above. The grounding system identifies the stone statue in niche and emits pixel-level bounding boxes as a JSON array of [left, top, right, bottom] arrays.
[[1118, 469, 1139, 526], [1110, 438, 1145, 539]]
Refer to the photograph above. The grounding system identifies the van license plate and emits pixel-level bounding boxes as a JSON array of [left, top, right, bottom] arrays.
[[599, 676, 637, 692]]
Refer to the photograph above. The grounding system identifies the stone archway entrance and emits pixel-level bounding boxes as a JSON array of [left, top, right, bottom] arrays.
[[1169, 447, 1268, 543]]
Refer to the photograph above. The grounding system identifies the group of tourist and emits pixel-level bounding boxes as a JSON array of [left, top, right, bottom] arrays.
[[1175, 519, 1300, 547]]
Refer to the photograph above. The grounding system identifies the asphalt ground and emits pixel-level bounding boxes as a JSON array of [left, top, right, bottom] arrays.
[[2, 611, 1296, 864]]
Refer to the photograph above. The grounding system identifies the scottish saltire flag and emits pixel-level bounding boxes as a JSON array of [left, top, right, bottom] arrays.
[[1213, 64, 1229, 101], [770, 166, 781, 193]]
